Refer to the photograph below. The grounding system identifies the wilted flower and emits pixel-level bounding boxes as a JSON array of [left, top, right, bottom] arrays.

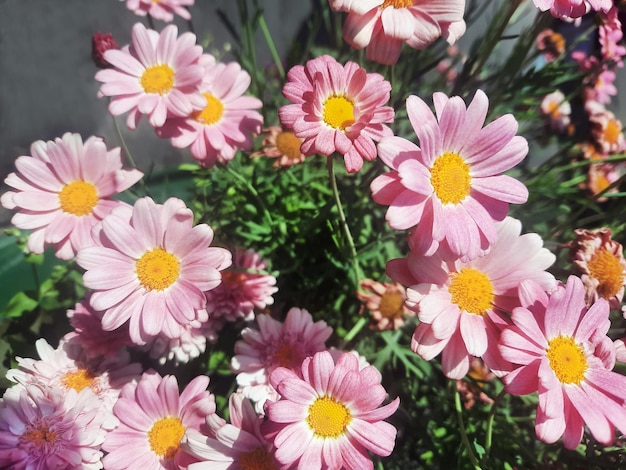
[[568, 227, 626, 309], [540, 90, 571, 133], [91, 32, 118, 68], [356, 279, 414, 330], [250, 126, 307, 167]]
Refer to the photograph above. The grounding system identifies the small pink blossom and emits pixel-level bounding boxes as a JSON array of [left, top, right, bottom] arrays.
[[95, 23, 206, 130], [122, 0, 194, 22], [0, 133, 142, 260], [499, 276, 626, 449], [371, 90, 529, 261], [533, 0, 611, 19], [0, 384, 107, 469], [158, 54, 263, 167], [266, 350, 400, 470], [205, 248, 278, 323], [231, 308, 332, 411], [540, 90, 571, 133], [279, 54, 394, 173], [356, 278, 414, 330], [329, 0, 466, 65]]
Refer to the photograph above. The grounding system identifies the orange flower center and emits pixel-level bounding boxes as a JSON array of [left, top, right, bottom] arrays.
[[192, 92, 224, 125], [271, 341, 301, 369], [147, 416, 185, 460], [603, 119, 621, 144], [238, 447, 278, 470], [546, 335, 587, 384], [20, 424, 58, 448], [61, 368, 96, 392], [379, 291, 405, 319], [140, 64, 175, 95], [381, 0, 413, 8], [275, 131, 303, 159], [58, 180, 99, 216], [448, 268, 494, 315], [307, 395, 351, 438], [135, 248, 180, 291], [430, 152, 472, 205], [587, 248, 624, 299], [323, 95, 355, 130]]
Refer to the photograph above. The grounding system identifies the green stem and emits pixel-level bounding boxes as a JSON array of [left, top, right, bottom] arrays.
[[342, 316, 368, 343], [481, 389, 506, 465], [326, 155, 362, 284], [454, 384, 482, 470], [112, 114, 148, 196], [258, 14, 284, 79]]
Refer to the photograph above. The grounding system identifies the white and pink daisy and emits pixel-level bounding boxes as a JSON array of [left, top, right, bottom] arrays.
[[371, 90, 529, 261], [329, 0, 466, 65], [0, 132, 142, 260], [279, 54, 394, 173], [0, 384, 107, 469], [158, 54, 263, 167], [568, 227, 626, 309], [386, 216, 556, 379], [5, 338, 141, 430], [122, 0, 195, 22], [205, 248, 278, 323], [76, 196, 232, 346], [231, 307, 332, 411], [183, 392, 277, 469], [266, 350, 400, 470], [499, 276, 626, 449], [588, 104, 625, 154], [102, 370, 216, 469], [95, 23, 206, 130]]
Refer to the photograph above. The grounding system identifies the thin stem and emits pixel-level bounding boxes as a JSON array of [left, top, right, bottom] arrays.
[[342, 316, 368, 343], [481, 389, 506, 465], [223, 164, 274, 225], [112, 114, 148, 195], [258, 14, 284, 79], [326, 155, 362, 284], [454, 384, 482, 470]]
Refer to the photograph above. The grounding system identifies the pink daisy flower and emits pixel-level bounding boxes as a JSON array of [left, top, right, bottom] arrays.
[[102, 370, 216, 469], [329, 0, 466, 66], [0, 384, 107, 469], [533, 0, 611, 19], [356, 278, 415, 331], [122, 0, 195, 22], [231, 307, 332, 410], [0, 132, 142, 260], [499, 276, 626, 449], [64, 297, 133, 360], [205, 248, 278, 323], [386, 216, 556, 379], [158, 54, 263, 167], [183, 392, 277, 469], [95, 23, 206, 130], [588, 103, 626, 154], [568, 227, 626, 309], [540, 90, 571, 133], [266, 350, 400, 470], [76, 196, 232, 346], [371, 90, 529, 261], [278, 54, 394, 173], [6, 338, 141, 430]]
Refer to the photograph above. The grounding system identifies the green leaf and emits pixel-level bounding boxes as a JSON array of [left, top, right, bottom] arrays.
[[0, 291, 38, 320]]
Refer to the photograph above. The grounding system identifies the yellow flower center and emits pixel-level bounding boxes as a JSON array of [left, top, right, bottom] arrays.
[[61, 369, 96, 393], [381, 0, 413, 8], [58, 180, 99, 216], [147, 416, 185, 460], [238, 447, 278, 470], [140, 64, 175, 95], [306, 396, 351, 438], [135, 248, 180, 291], [275, 131, 303, 159], [192, 92, 224, 125], [20, 424, 58, 447], [323, 95, 355, 130], [587, 248, 624, 299], [379, 291, 405, 319], [448, 268, 494, 315], [546, 335, 587, 384], [430, 152, 472, 205], [603, 119, 621, 144]]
